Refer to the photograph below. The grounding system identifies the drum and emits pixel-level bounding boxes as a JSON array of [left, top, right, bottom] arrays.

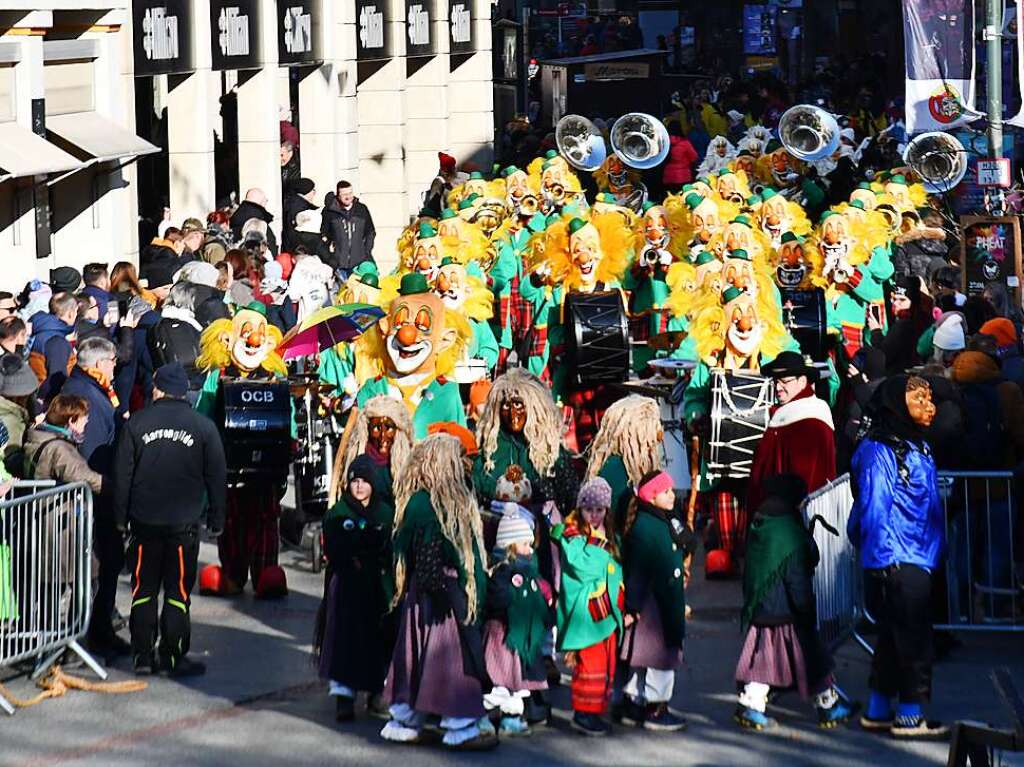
[[706, 370, 775, 481], [216, 379, 292, 479], [453, 358, 489, 384], [779, 288, 827, 361], [565, 290, 630, 387], [293, 435, 336, 522], [659, 379, 691, 492]]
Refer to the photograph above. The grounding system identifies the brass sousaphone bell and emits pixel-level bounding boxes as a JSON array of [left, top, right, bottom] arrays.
[[778, 104, 840, 163], [903, 131, 968, 193], [610, 112, 670, 170], [555, 114, 608, 172]]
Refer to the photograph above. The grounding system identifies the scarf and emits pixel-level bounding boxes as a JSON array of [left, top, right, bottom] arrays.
[[741, 507, 814, 631], [84, 367, 120, 410]]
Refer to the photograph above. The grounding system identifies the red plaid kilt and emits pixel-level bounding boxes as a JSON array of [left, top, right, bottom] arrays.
[[698, 489, 747, 558], [840, 323, 864, 359], [530, 325, 550, 359]]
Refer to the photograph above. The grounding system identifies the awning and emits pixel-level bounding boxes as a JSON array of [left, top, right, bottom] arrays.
[[0, 121, 82, 182], [46, 111, 159, 165]]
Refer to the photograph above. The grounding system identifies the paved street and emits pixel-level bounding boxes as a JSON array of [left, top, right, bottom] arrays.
[[3, 538, 1022, 767]]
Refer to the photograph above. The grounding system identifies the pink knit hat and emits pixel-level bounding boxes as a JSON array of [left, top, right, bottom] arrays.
[[638, 471, 673, 504]]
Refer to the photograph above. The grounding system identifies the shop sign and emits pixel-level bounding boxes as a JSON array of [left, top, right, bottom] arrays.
[[211, 0, 262, 71], [449, 0, 473, 54], [406, 0, 434, 56], [357, 0, 391, 60], [278, 0, 321, 65], [133, 0, 194, 76], [583, 62, 649, 80]]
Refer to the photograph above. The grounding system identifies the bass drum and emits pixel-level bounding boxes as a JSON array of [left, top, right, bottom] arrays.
[[706, 370, 775, 482], [565, 290, 630, 388], [779, 288, 827, 361]]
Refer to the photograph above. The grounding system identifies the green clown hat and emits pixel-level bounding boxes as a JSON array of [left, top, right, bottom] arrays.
[[502, 165, 521, 177], [359, 272, 380, 288], [458, 194, 480, 210], [684, 192, 705, 211], [469, 171, 485, 180], [440, 256, 458, 267], [888, 174, 907, 185], [731, 214, 753, 228], [440, 208, 458, 220], [694, 250, 718, 267], [745, 194, 762, 207], [641, 201, 658, 214], [856, 181, 874, 190], [819, 210, 839, 224], [760, 187, 779, 201], [728, 248, 751, 262], [544, 149, 559, 161], [849, 199, 866, 210], [399, 273, 430, 295], [418, 222, 439, 239], [568, 217, 589, 235], [722, 286, 745, 304], [779, 231, 803, 245], [242, 301, 267, 317]]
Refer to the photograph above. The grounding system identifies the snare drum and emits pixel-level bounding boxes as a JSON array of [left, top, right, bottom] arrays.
[[706, 369, 775, 481], [565, 290, 630, 387]]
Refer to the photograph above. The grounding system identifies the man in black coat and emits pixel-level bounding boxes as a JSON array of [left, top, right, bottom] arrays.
[[230, 188, 279, 256], [321, 180, 376, 278], [282, 177, 318, 252], [114, 363, 227, 676], [60, 336, 125, 658]]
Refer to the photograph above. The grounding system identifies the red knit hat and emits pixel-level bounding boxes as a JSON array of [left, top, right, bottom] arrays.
[[980, 317, 1017, 349], [428, 421, 478, 456], [438, 152, 457, 172]]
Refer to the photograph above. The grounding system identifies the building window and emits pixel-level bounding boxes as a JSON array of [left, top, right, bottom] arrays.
[[43, 59, 95, 116]]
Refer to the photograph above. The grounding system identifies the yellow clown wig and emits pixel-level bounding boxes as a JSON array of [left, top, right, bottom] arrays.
[[593, 156, 642, 192], [196, 317, 288, 377], [392, 434, 486, 624], [476, 367, 565, 477], [528, 210, 634, 291]]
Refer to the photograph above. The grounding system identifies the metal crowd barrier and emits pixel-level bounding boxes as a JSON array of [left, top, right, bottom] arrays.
[[0, 480, 105, 716], [936, 471, 1022, 632], [800, 474, 866, 652]]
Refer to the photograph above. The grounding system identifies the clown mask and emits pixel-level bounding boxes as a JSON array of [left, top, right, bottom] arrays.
[[606, 156, 629, 187], [692, 199, 721, 244], [434, 263, 468, 311], [724, 221, 755, 255], [884, 180, 911, 208], [697, 260, 724, 294], [776, 240, 808, 288], [724, 257, 757, 297], [717, 174, 743, 204], [819, 215, 852, 280], [570, 222, 603, 288], [473, 199, 506, 238], [736, 155, 756, 176], [412, 235, 444, 283], [464, 178, 488, 200], [770, 151, 797, 187], [643, 206, 671, 250], [505, 170, 530, 209], [713, 139, 729, 158], [850, 187, 877, 210], [725, 295, 764, 358], [691, 180, 714, 199], [759, 197, 789, 243], [379, 292, 456, 377], [230, 309, 276, 372]]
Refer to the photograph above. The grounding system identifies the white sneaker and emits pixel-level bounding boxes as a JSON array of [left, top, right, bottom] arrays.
[[380, 720, 421, 743]]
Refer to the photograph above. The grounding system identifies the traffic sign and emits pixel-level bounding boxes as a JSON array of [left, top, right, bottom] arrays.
[[976, 158, 1012, 188]]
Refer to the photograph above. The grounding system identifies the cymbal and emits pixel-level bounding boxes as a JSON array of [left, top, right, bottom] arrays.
[[647, 330, 688, 351], [289, 381, 336, 397]]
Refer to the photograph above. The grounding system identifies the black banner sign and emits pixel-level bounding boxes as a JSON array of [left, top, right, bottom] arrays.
[[133, 0, 194, 76], [211, 0, 262, 71]]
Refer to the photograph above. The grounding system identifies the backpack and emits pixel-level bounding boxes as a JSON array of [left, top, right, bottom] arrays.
[[148, 318, 200, 371], [960, 382, 1006, 470]]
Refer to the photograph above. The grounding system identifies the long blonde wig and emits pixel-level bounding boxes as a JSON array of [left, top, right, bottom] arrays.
[[393, 434, 486, 624], [476, 367, 564, 477], [585, 395, 663, 484]]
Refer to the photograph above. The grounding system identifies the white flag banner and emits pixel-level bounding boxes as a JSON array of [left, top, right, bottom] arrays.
[[903, 0, 983, 134], [1007, 2, 1024, 127]]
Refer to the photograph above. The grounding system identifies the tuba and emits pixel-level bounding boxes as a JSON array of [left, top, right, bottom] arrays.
[[610, 112, 670, 170], [903, 131, 968, 193], [778, 105, 839, 163], [556, 114, 607, 172]]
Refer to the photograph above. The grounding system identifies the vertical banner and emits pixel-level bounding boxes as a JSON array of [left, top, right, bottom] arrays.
[[902, 0, 982, 134]]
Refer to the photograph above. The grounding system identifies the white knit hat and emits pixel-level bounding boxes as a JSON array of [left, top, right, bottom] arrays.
[[934, 314, 966, 352], [494, 506, 535, 550]]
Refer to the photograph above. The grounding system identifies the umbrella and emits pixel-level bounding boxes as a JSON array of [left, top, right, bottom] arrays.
[[278, 303, 384, 359]]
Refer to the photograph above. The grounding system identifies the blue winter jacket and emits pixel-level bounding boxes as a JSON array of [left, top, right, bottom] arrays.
[[847, 437, 945, 571]]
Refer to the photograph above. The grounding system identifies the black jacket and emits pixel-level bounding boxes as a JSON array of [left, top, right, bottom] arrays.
[[282, 194, 317, 252], [321, 193, 376, 272], [230, 200, 279, 256], [112, 397, 227, 531]]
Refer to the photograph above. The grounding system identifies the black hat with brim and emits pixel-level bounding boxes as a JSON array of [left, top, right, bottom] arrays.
[[761, 350, 818, 380]]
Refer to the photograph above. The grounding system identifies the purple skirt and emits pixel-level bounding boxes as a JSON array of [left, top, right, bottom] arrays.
[[620, 596, 683, 671], [734, 624, 831, 699], [383, 578, 486, 719], [483, 620, 547, 693]]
